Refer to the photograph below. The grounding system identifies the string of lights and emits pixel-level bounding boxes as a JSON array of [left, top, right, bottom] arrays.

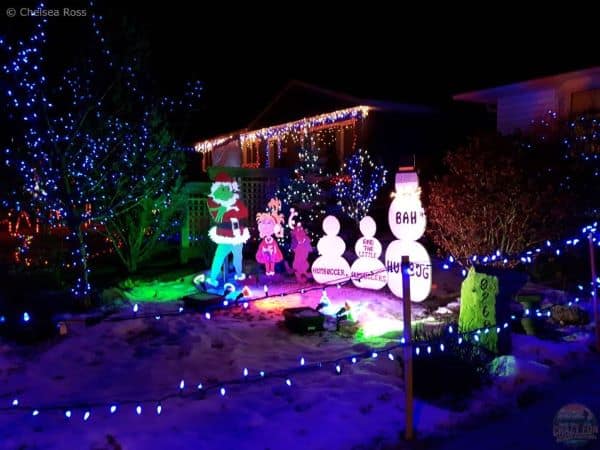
[[0, 249, 592, 421], [441, 223, 599, 277], [194, 108, 365, 171], [334, 148, 388, 222], [1, 210, 597, 328], [0, 304, 561, 422], [240, 107, 368, 145], [527, 110, 600, 161], [2, 251, 593, 336], [275, 140, 327, 237], [1, 1, 202, 297], [4, 194, 599, 324]]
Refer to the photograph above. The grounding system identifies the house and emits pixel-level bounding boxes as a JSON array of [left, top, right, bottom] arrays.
[[180, 81, 440, 263], [194, 80, 438, 172], [453, 67, 600, 135]]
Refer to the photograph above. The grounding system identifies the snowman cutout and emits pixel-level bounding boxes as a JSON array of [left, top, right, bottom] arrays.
[[311, 215, 351, 285], [350, 216, 387, 290], [384, 171, 432, 302]]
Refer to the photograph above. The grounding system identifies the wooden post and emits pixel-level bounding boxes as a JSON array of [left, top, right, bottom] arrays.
[[589, 233, 600, 352], [401, 255, 414, 440]]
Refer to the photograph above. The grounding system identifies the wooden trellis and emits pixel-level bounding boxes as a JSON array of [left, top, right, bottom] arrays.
[[180, 182, 211, 264], [240, 177, 280, 220]]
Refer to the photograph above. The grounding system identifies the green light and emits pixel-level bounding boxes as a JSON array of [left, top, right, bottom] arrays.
[[360, 317, 404, 338], [122, 274, 197, 303]]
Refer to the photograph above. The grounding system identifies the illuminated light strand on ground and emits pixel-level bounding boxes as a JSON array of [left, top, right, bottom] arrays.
[[0, 268, 364, 328], [441, 223, 599, 272], [2, 208, 597, 330], [0, 258, 591, 330], [0, 307, 560, 421]]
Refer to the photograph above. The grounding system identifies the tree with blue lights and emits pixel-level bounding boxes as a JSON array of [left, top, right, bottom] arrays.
[[524, 111, 600, 224], [275, 139, 327, 238], [1, 3, 201, 301], [334, 148, 387, 225]]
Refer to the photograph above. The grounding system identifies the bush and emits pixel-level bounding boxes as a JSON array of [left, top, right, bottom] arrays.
[[426, 134, 571, 266], [408, 325, 494, 411]]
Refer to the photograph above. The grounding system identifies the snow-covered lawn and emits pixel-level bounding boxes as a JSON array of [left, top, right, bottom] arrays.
[[0, 275, 595, 449]]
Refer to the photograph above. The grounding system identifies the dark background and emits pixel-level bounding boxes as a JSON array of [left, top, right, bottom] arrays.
[[2, 1, 599, 142]]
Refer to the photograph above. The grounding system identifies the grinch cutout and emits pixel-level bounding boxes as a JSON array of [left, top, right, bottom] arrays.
[[206, 173, 250, 287], [350, 216, 387, 290], [288, 208, 313, 282], [255, 198, 285, 276], [311, 215, 351, 285]]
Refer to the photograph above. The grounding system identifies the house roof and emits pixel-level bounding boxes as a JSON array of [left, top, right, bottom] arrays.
[[248, 80, 434, 130], [195, 80, 435, 150], [453, 66, 600, 104]]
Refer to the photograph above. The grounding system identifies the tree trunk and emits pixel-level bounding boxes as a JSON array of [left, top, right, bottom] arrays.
[[75, 225, 91, 308], [128, 256, 138, 274]]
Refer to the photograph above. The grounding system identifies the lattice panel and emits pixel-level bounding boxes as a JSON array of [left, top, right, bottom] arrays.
[[241, 178, 279, 219], [188, 196, 210, 246]]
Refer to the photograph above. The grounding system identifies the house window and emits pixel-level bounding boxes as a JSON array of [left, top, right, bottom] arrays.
[[242, 142, 261, 168]]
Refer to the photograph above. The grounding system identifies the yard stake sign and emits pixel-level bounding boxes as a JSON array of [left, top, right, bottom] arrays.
[[384, 168, 431, 441], [458, 267, 499, 352], [385, 169, 432, 301]]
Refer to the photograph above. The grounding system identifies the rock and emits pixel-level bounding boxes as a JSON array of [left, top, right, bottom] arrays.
[[488, 355, 517, 377], [434, 306, 453, 315], [551, 305, 590, 326], [446, 301, 461, 312]]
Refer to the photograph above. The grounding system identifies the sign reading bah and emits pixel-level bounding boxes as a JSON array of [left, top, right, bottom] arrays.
[[385, 170, 432, 302]]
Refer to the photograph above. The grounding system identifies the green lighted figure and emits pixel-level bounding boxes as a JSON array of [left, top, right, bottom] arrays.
[[459, 267, 499, 352], [206, 173, 250, 287]]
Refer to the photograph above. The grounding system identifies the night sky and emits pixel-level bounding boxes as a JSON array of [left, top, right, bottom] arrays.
[[4, 1, 600, 141]]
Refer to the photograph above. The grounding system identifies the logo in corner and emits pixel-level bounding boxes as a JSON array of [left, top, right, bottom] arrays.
[[553, 403, 598, 448]]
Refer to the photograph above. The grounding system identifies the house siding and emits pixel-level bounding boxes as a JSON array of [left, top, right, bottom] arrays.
[[497, 89, 558, 135]]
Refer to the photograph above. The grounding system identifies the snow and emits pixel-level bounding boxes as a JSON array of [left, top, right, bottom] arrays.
[[0, 275, 596, 449], [428, 359, 600, 450]]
